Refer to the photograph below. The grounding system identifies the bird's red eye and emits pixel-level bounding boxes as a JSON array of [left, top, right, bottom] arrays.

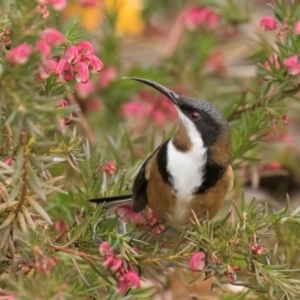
[[190, 112, 200, 121]]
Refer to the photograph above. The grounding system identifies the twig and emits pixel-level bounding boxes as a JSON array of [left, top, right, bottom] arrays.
[[15, 132, 27, 213], [227, 100, 263, 121], [66, 92, 96, 147], [47, 243, 102, 260]]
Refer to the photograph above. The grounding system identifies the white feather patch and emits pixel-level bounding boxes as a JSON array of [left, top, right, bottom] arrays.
[[167, 112, 207, 223]]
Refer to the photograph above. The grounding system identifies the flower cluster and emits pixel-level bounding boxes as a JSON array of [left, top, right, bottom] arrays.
[[23, 246, 58, 275], [249, 243, 264, 255], [181, 6, 219, 30], [99, 242, 141, 294], [39, 41, 103, 83], [261, 16, 300, 76], [115, 205, 164, 234], [121, 90, 177, 126], [189, 251, 206, 272], [100, 161, 116, 175]]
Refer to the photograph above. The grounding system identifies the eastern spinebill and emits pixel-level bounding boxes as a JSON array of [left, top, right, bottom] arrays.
[[89, 77, 234, 228]]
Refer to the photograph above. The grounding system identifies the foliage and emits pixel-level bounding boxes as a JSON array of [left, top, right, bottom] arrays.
[[0, 0, 300, 299]]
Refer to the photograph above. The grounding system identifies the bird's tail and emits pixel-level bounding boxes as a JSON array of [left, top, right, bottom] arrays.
[[89, 194, 132, 207]]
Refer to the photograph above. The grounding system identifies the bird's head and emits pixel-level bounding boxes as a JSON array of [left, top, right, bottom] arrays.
[[125, 77, 231, 162]]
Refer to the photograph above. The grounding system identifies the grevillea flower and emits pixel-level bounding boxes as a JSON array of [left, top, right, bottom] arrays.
[[5, 157, 13, 166], [36, 40, 51, 59], [83, 55, 104, 72], [102, 256, 115, 269], [101, 161, 116, 175], [295, 21, 300, 34], [189, 251, 206, 272], [115, 204, 143, 223], [74, 61, 90, 83], [75, 80, 95, 98], [111, 258, 123, 272], [181, 6, 219, 30], [283, 55, 300, 75], [47, 0, 67, 11], [42, 28, 64, 46], [98, 66, 117, 88], [124, 269, 141, 289], [39, 60, 58, 78], [55, 58, 74, 81], [37, 4, 49, 19], [8, 43, 32, 65], [77, 41, 94, 55], [260, 16, 277, 31], [64, 45, 80, 64], [99, 241, 116, 257]]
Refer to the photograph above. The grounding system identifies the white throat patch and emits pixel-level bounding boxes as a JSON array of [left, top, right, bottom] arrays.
[[166, 112, 207, 222]]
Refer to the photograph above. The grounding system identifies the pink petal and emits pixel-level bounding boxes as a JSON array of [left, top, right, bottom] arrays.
[[75, 80, 95, 98], [260, 16, 277, 31], [83, 54, 104, 73], [99, 241, 115, 257], [74, 61, 90, 83], [111, 258, 123, 272], [116, 280, 129, 294], [98, 66, 117, 88], [64, 45, 80, 64], [189, 251, 206, 272], [42, 28, 64, 46], [77, 41, 94, 55], [36, 40, 51, 59], [295, 20, 300, 34], [124, 270, 141, 289], [8, 43, 32, 65], [102, 256, 115, 269], [115, 204, 142, 223], [48, 0, 67, 10], [39, 59, 58, 78]]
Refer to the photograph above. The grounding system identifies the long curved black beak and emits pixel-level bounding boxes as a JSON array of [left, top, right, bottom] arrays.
[[123, 77, 180, 105]]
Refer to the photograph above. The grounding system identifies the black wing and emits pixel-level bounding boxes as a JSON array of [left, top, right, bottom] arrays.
[[89, 194, 132, 204], [132, 146, 162, 212]]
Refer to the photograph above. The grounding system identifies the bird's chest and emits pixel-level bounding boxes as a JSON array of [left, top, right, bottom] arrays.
[[167, 140, 207, 205]]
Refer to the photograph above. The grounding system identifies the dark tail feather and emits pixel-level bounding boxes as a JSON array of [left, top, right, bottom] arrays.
[[89, 194, 132, 206]]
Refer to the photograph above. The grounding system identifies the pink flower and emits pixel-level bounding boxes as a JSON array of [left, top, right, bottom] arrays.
[[99, 242, 115, 257], [75, 80, 95, 98], [74, 61, 89, 83], [5, 157, 13, 166], [37, 4, 49, 19], [55, 58, 74, 81], [64, 45, 80, 64], [42, 28, 64, 46], [260, 16, 277, 31], [111, 258, 123, 272], [116, 281, 129, 294], [83, 55, 104, 72], [77, 41, 94, 55], [47, 0, 67, 10], [54, 220, 68, 233], [101, 161, 116, 175], [39, 60, 58, 78], [189, 251, 206, 272], [124, 269, 141, 289], [295, 21, 300, 34], [79, 0, 97, 7], [98, 66, 117, 88], [181, 6, 219, 30], [36, 40, 51, 59], [103, 256, 115, 269], [266, 161, 281, 171], [8, 43, 32, 65], [205, 50, 226, 74], [264, 55, 280, 70], [115, 204, 143, 223], [57, 99, 68, 107], [283, 55, 300, 75]]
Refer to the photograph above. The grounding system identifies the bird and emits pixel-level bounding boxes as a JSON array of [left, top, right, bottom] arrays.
[[89, 77, 234, 228]]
